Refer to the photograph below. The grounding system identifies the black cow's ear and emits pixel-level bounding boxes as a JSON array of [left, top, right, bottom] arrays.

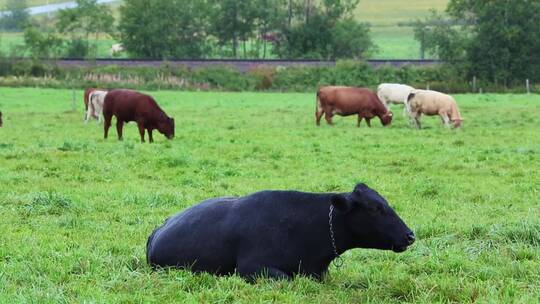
[[354, 183, 369, 193], [331, 194, 353, 213]]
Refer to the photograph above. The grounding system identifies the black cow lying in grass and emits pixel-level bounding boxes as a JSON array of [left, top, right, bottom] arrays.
[[146, 183, 415, 281]]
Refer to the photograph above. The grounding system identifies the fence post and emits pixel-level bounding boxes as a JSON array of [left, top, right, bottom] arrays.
[[472, 76, 477, 93], [479, 88, 483, 94], [526, 79, 530, 94], [72, 89, 76, 111], [426, 84, 430, 90]]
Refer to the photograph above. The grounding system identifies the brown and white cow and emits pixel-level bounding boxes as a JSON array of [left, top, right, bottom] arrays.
[[316, 86, 393, 127], [406, 89, 463, 129]]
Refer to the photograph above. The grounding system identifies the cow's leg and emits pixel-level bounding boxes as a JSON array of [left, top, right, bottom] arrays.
[[104, 114, 112, 139], [413, 117, 422, 129], [84, 110, 90, 123], [366, 118, 372, 128], [236, 261, 291, 283], [137, 123, 146, 143], [440, 113, 451, 128], [148, 129, 154, 143], [357, 115, 363, 127], [409, 111, 420, 129], [324, 112, 333, 125], [315, 110, 324, 126], [116, 120, 124, 141]]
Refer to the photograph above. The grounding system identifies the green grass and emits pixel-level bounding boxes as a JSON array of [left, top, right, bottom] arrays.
[[356, 0, 448, 26], [1, 89, 539, 303]]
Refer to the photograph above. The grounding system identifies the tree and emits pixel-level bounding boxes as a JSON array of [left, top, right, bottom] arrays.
[[274, 0, 373, 59], [331, 18, 373, 59], [118, 0, 211, 59], [413, 10, 468, 64], [0, 0, 30, 31], [254, 0, 287, 58], [23, 26, 64, 59], [414, 0, 540, 85], [210, 0, 259, 58], [56, 0, 114, 57]]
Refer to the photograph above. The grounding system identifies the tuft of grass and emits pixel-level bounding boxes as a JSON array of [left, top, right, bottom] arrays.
[[23, 191, 74, 215]]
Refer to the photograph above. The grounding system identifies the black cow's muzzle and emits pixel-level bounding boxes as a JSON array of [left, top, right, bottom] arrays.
[[392, 231, 415, 253]]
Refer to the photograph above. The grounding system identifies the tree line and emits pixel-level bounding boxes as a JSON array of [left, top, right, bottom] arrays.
[[414, 0, 540, 86], [118, 0, 372, 60], [2, 0, 372, 60]]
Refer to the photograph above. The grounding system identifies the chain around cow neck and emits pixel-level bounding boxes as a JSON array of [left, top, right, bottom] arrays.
[[328, 205, 344, 268]]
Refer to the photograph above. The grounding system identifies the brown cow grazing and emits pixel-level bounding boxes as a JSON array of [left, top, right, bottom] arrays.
[[316, 86, 393, 127], [0, 111, 3, 127], [103, 90, 175, 143]]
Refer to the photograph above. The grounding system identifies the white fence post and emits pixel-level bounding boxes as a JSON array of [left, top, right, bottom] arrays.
[[472, 76, 477, 93], [526, 79, 530, 94]]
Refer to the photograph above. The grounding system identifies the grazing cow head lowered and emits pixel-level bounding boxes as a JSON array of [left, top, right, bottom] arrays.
[[380, 111, 393, 126], [158, 117, 175, 139], [331, 183, 414, 252]]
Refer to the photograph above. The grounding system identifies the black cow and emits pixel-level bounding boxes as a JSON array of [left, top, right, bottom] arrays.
[[146, 183, 415, 281]]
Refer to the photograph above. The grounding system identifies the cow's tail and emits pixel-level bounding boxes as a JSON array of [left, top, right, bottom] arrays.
[[316, 89, 323, 113], [405, 92, 416, 114]]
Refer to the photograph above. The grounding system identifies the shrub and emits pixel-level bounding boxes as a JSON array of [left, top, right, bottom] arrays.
[[192, 65, 254, 91], [0, 58, 532, 93], [247, 66, 276, 90]]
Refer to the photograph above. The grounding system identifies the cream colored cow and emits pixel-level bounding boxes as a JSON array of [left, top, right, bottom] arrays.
[[85, 90, 108, 123], [406, 89, 463, 129]]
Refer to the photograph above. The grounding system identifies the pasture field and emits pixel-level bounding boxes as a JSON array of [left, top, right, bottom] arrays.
[[0, 0, 66, 7], [0, 88, 539, 303], [0, 32, 124, 58]]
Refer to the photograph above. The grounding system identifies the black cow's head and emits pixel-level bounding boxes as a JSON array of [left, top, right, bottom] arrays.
[[331, 183, 414, 253], [158, 117, 175, 140]]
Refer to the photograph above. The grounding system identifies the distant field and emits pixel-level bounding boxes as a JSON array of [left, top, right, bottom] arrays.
[[0, 0, 66, 7], [356, 0, 449, 59], [355, 0, 448, 26], [0, 32, 123, 58], [0, 88, 539, 302]]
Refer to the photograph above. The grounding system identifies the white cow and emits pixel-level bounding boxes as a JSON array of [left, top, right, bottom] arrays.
[[110, 43, 124, 56], [85, 90, 108, 123], [377, 83, 415, 113], [406, 89, 463, 129]]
